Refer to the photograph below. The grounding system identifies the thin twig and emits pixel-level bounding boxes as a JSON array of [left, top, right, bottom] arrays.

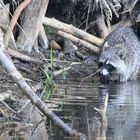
[[0, 98, 17, 114], [52, 66, 72, 77], [79, 69, 99, 86], [85, 0, 91, 30]]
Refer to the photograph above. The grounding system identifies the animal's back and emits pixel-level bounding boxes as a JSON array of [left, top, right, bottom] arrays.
[[98, 27, 140, 82]]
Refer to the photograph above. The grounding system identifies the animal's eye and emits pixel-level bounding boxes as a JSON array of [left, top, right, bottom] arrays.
[[106, 64, 115, 72], [98, 62, 103, 67], [107, 64, 112, 67]]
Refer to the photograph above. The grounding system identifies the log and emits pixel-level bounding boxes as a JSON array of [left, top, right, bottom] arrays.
[[42, 17, 104, 46], [58, 30, 99, 54]]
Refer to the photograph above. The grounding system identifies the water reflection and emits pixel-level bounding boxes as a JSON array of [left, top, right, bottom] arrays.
[[49, 80, 140, 140], [106, 80, 140, 140]]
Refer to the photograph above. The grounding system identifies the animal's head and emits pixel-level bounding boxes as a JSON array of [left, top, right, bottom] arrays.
[[98, 42, 127, 82]]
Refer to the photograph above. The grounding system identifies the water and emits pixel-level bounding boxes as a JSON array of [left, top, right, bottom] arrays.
[[48, 80, 140, 140], [106, 81, 140, 140]]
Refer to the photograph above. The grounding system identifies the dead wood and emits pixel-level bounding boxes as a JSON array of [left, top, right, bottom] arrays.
[[38, 24, 49, 49], [0, 3, 9, 29], [52, 66, 71, 77], [42, 17, 104, 46], [0, 29, 79, 137], [57, 30, 99, 54], [107, 1, 119, 18], [7, 47, 42, 64], [95, 14, 109, 39], [9, 33, 17, 48], [16, 0, 49, 52], [0, 2, 17, 49], [4, 0, 31, 47]]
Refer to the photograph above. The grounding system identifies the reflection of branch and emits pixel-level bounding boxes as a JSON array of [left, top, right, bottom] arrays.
[[94, 93, 108, 127]]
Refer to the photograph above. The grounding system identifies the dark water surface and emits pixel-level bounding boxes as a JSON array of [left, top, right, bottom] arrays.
[[48, 80, 140, 140]]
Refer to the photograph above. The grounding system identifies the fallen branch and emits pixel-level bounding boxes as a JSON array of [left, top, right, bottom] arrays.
[[42, 17, 104, 46], [7, 47, 42, 64], [52, 66, 71, 77], [58, 30, 99, 54], [0, 29, 79, 137]]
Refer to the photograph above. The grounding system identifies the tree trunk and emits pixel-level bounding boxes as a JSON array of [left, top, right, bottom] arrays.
[[16, 0, 49, 52]]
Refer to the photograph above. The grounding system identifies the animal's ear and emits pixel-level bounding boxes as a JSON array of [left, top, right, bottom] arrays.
[[104, 42, 109, 48], [101, 41, 109, 52], [116, 46, 126, 59], [116, 43, 126, 59]]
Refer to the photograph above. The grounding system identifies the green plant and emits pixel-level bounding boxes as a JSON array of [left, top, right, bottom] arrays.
[[50, 46, 53, 66], [42, 69, 57, 100]]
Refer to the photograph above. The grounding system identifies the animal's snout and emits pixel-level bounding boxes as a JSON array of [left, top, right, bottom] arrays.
[[98, 67, 109, 76]]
